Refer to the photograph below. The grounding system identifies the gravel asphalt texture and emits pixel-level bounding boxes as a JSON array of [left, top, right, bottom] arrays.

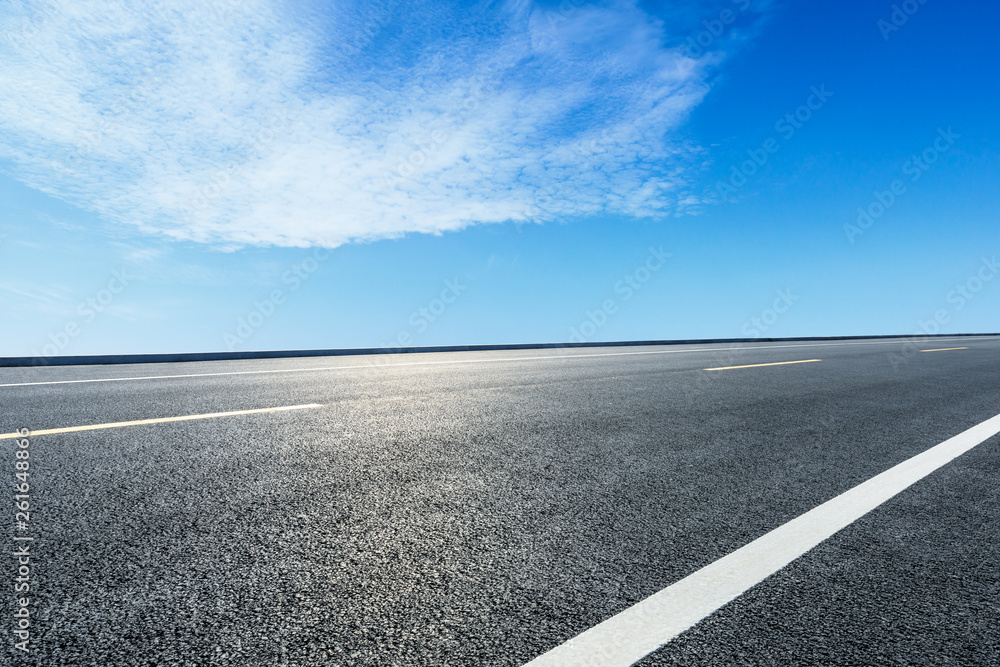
[[1, 337, 998, 666]]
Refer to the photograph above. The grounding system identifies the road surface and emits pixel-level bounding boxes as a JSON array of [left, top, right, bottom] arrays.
[[2, 337, 998, 665]]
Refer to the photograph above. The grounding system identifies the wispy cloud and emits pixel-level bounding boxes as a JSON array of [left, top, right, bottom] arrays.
[[0, 0, 765, 248]]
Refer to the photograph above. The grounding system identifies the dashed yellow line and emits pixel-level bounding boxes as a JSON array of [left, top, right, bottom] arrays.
[[920, 347, 968, 353], [0, 404, 323, 440], [704, 359, 822, 372]]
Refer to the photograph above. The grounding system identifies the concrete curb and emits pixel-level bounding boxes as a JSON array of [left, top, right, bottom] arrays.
[[2, 333, 997, 368]]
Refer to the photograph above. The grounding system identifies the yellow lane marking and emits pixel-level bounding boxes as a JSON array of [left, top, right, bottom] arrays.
[[0, 404, 323, 440], [920, 347, 968, 352], [704, 359, 822, 372]]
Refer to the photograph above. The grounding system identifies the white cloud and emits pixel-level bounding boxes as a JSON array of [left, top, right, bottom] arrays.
[[0, 0, 752, 248]]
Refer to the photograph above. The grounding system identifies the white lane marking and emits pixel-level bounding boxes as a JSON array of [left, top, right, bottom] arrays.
[[1, 336, 997, 389], [0, 404, 323, 440], [523, 411, 1000, 667], [920, 347, 968, 352], [704, 359, 821, 371]]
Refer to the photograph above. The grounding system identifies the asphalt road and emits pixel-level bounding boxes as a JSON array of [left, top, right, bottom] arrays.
[[2, 337, 999, 666]]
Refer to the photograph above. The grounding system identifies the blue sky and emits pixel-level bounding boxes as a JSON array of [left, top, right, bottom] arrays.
[[1, 0, 998, 357]]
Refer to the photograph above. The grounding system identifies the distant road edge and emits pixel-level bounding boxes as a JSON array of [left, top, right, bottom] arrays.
[[2, 333, 997, 368]]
